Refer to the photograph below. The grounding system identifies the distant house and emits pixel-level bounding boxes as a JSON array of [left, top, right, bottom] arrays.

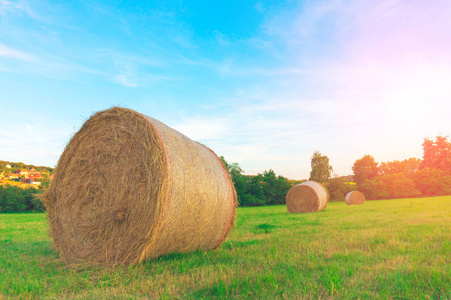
[[6, 164, 11, 169], [16, 169, 29, 176], [30, 175, 42, 181], [30, 181, 41, 185]]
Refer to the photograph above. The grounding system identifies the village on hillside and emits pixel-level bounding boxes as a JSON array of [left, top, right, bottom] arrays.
[[0, 162, 53, 190]]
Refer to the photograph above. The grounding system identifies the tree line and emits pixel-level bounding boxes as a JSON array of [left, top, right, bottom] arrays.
[[1, 135, 449, 212], [352, 135, 451, 199], [221, 134, 451, 206], [0, 185, 45, 212], [219, 157, 297, 206], [220, 155, 356, 207]]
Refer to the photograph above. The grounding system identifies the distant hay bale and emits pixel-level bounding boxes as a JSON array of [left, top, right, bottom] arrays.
[[345, 191, 365, 205], [286, 181, 328, 213], [42, 107, 237, 266]]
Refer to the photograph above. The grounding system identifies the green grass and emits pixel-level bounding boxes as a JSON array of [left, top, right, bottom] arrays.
[[1, 196, 450, 299]]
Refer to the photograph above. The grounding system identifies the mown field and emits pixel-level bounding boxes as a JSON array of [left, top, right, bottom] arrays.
[[1, 196, 450, 299]]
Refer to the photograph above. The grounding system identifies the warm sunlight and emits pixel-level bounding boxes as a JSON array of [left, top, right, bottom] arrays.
[[1, 0, 450, 178], [1, 1, 451, 299]]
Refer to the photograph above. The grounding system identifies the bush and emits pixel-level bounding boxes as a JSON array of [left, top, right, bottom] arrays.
[[327, 177, 357, 201], [359, 178, 390, 200], [413, 168, 451, 197], [0, 185, 45, 212], [380, 173, 421, 199], [220, 157, 294, 207], [0, 185, 27, 212]]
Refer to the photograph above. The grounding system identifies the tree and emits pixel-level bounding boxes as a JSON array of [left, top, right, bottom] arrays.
[[421, 135, 451, 174], [219, 156, 294, 206], [379, 158, 421, 176], [413, 167, 451, 196], [0, 185, 27, 212], [260, 170, 292, 205], [380, 173, 421, 199], [327, 176, 357, 201], [359, 177, 389, 200], [352, 155, 379, 185], [219, 156, 249, 204], [309, 151, 333, 183]]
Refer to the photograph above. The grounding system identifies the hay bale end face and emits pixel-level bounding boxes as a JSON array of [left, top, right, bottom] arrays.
[[345, 191, 365, 205], [43, 107, 237, 266], [286, 181, 329, 213]]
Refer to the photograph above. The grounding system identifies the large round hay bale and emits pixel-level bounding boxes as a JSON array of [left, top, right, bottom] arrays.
[[43, 107, 237, 266], [286, 181, 328, 213], [345, 191, 365, 205]]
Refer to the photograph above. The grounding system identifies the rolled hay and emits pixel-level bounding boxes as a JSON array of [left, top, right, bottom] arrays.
[[286, 181, 328, 213], [345, 191, 365, 205], [42, 107, 237, 266]]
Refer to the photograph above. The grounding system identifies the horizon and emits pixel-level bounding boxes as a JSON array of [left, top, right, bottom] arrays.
[[1, 0, 450, 179]]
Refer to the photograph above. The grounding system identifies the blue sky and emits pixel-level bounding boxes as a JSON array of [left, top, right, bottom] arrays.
[[1, 0, 450, 179]]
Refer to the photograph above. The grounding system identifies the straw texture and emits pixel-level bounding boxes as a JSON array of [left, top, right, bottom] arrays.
[[286, 181, 328, 213], [42, 107, 236, 266], [345, 191, 365, 205]]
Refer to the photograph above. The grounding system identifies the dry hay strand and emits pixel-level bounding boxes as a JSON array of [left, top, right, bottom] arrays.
[[286, 181, 329, 213], [345, 191, 365, 205], [42, 107, 237, 266]]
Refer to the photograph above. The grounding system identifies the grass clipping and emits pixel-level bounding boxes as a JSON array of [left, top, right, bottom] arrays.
[[286, 181, 328, 213], [42, 107, 237, 266], [345, 191, 365, 205]]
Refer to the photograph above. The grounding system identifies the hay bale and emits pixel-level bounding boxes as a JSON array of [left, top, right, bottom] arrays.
[[43, 107, 237, 266], [345, 191, 365, 205], [286, 181, 328, 213]]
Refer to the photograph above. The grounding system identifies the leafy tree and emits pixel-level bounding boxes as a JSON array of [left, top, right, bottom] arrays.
[[327, 177, 357, 201], [219, 156, 294, 206], [403, 157, 422, 175], [413, 167, 451, 196], [359, 177, 389, 200], [421, 135, 451, 174], [0, 185, 45, 212], [219, 156, 249, 204], [248, 174, 264, 204], [260, 170, 292, 205], [380, 173, 421, 199], [352, 155, 379, 185], [309, 151, 333, 183], [0, 185, 27, 212], [379, 158, 421, 176], [239, 193, 265, 206]]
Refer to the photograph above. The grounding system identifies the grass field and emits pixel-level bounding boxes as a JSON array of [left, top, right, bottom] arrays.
[[1, 196, 450, 299]]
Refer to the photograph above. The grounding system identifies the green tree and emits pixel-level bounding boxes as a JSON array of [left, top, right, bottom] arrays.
[[260, 170, 292, 205], [421, 135, 451, 174], [380, 173, 421, 199], [309, 151, 333, 183], [413, 167, 451, 196], [327, 177, 357, 201], [379, 158, 421, 176], [352, 155, 379, 185], [359, 177, 389, 200], [219, 156, 252, 205], [0, 185, 27, 212]]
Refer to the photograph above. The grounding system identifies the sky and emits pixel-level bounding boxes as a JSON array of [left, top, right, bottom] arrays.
[[1, 0, 450, 179]]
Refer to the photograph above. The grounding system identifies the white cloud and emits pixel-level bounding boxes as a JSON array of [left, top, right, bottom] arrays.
[[0, 0, 19, 15], [114, 74, 139, 87], [0, 44, 33, 61]]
